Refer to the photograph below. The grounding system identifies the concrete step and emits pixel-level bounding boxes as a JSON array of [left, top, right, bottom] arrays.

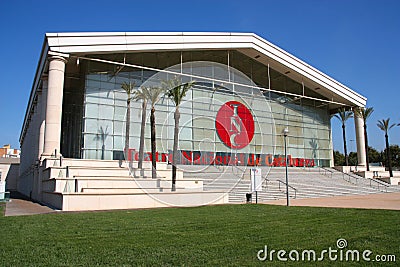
[[48, 167, 131, 178], [46, 166, 184, 180], [82, 188, 164, 193], [45, 176, 203, 194], [80, 187, 199, 194], [43, 158, 169, 170]]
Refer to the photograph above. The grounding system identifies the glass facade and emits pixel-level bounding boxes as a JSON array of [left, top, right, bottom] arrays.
[[65, 50, 332, 166]]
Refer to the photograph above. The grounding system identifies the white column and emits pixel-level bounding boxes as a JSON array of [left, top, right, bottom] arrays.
[[43, 55, 67, 157], [38, 77, 48, 159], [354, 114, 366, 166], [34, 93, 41, 160], [329, 125, 334, 167]]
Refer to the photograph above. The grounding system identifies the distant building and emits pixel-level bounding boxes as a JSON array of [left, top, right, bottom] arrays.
[[0, 144, 20, 158], [0, 157, 20, 194]]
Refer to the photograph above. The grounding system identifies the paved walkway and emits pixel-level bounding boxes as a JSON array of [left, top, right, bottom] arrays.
[[3, 192, 400, 216], [263, 192, 400, 210], [5, 198, 55, 216]]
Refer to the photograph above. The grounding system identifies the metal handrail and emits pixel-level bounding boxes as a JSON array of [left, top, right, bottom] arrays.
[[366, 177, 389, 192], [263, 177, 271, 190], [277, 179, 297, 199], [330, 168, 389, 192], [342, 172, 359, 185], [319, 167, 333, 178]]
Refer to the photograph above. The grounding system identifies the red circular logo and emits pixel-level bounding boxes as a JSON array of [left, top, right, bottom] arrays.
[[215, 101, 254, 149]]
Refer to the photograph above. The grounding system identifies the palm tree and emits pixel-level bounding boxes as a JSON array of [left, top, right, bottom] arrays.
[[95, 126, 109, 160], [164, 76, 195, 191], [377, 118, 396, 177], [334, 108, 353, 166], [354, 107, 374, 171], [140, 85, 165, 179], [121, 81, 136, 161], [132, 88, 147, 170]]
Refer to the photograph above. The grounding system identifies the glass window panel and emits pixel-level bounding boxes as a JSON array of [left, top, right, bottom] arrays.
[[129, 122, 141, 137], [191, 63, 213, 78], [98, 105, 114, 120], [214, 65, 229, 81], [179, 140, 192, 150], [103, 133, 113, 150], [319, 149, 331, 159], [85, 119, 98, 133], [114, 90, 127, 100], [113, 136, 124, 150], [97, 120, 113, 133], [155, 113, 169, 125], [179, 127, 192, 140], [114, 106, 126, 121], [289, 136, 304, 147], [215, 142, 228, 152], [193, 128, 205, 140], [83, 149, 97, 159], [100, 81, 115, 90], [289, 126, 303, 140], [303, 127, 318, 140], [129, 136, 140, 150], [304, 148, 315, 159], [288, 147, 303, 158], [85, 103, 98, 118], [98, 91, 113, 105], [85, 95, 99, 104], [156, 140, 167, 152], [318, 139, 330, 149], [317, 128, 330, 140], [86, 80, 101, 89], [102, 150, 112, 160], [84, 134, 98, 149]]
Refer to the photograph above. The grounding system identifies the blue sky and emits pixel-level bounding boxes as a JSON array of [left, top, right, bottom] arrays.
[[0, 0, 399, 153]]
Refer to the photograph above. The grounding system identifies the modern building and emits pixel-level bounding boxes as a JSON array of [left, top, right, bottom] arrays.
[[19, 32, 367, 210]]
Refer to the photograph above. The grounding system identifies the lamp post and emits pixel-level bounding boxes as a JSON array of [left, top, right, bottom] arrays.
[[283, 128, 289, 206]]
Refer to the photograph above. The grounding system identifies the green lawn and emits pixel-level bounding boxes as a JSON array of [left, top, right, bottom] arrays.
[[0, 204, 398, 266], [0, 203, 4, 216]]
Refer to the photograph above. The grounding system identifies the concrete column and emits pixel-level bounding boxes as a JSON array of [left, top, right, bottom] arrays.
[[33, 95, 40, 161], [43, 55, 67, 157], [38, 77, 48, 159], [329, 125, 334, 167], [354, 114, 366, 166]]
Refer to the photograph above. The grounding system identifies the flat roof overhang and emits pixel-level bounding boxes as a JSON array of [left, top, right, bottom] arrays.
[[20, 32, 367, 142]]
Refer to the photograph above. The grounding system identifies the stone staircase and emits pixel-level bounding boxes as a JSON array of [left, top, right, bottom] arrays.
[[180, 165, 400, 204], [180, 165, 289, 202], [37, 157, 400, 210], [38, 158, 227, 211], [323, 167, 400, 193], [41, 158, 189, 194]]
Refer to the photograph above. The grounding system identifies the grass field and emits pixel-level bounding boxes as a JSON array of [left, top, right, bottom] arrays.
[[0, 203, 4, 216], [0, 204, 398, 266]]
